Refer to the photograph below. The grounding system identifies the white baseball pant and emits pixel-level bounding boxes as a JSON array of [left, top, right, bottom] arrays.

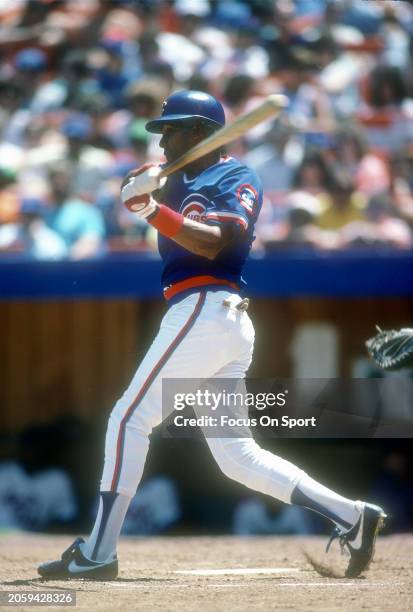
[[101, 290, 305, 503]]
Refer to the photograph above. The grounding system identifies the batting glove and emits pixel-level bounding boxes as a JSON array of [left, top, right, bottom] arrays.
[[122, 190, 159, 217], [121, 164, 166, 198], [121, 163, 166, 217]]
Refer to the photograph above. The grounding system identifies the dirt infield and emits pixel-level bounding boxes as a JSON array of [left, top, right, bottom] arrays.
[[0, 533, 411, 611]]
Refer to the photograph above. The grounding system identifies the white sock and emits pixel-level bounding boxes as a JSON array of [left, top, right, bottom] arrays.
[[82, 491, 131, 562], [291, 474, 360, 531]]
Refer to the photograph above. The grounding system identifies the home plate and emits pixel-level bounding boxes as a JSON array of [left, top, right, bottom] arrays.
[[174, 567, 301, 576]]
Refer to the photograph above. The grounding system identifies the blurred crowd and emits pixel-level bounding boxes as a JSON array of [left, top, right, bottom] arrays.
[[0, 0, 413, 260]]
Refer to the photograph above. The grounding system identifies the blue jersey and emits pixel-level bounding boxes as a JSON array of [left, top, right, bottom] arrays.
[[157, 156, 262, 302]]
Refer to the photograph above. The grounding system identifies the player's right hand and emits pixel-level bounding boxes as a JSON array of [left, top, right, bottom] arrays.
[[121, 164, 166, 198], [121, 189, 159, 217]]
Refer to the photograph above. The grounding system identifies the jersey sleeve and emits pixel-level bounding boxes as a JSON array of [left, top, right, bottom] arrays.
[[205, 167, 262, 233]]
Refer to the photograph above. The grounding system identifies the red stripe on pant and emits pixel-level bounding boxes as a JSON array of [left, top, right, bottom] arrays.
[[110, 292, 206, 492]]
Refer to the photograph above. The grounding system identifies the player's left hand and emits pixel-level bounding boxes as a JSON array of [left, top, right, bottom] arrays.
[[121, 164, 166, 198]]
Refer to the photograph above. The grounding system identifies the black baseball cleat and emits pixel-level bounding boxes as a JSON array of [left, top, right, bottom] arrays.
[[326, 501, 387, 578], [37, 537, 118, 580]]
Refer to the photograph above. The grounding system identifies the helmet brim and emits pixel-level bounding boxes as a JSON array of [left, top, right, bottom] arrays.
[[145, 114, 223, 134]]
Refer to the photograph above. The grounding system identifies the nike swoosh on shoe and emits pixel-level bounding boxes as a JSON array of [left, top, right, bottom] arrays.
[[67, 559, 109, 574]]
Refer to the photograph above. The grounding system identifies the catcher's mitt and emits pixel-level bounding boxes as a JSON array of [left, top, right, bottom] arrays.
[[366, 326, 413, 371]]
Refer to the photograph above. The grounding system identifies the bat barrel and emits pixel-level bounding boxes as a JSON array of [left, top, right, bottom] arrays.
[[159, 94, 289, 178]]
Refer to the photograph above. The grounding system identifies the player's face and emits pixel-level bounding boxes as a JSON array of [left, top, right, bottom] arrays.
[[159, 124, 197, 162]]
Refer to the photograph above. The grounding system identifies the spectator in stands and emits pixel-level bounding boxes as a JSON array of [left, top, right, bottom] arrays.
[[339, 193, 412, 249], [174, 0, 211, 40], [264, 1, 308, 72], [61, 112, 114, 199], [387, 150, 413, 226], [276, 49, 336, 134], [379, 5, 412, 72], [317, 171, 367, 231], [143, 19, 205, 84], [257, 190, 326, 252], [0, 0, 412, 257], [94, 41, 131, 110], [256, 152, 353, 252], [244, 120, 301, 192], [222, 74, 255, 116], [357, 64, 413, 151], [127, 119, 150, 162], [46, 163, 106, 260], [123, 80, 168, 160], [60, 49, 94, 101], [224, 23, 270, 79], [369, 65, 408, 109], [279, 191, 326, 249], [0, 197, 67, 260], [292, 150, 335, 196], [96, 157, 153, 252], [125, 81, 166, 125], [0, 78, 23, 135], [0, 167, 19, 225], [2, 48, 49, 147], [331, 127, 391, 197], [136, 31, 174, 85]]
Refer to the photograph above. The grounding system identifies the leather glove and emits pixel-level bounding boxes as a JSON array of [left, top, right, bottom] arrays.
[[366, 326, 413, 371]]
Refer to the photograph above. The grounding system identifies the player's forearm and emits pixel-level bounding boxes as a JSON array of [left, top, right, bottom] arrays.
[[122, 187, 231, 260], [172, 218, 225, 260], [146, 203, 230, 260]]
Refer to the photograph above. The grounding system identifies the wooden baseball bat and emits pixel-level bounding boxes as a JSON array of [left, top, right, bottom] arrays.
[[158, 94, 289, 178]]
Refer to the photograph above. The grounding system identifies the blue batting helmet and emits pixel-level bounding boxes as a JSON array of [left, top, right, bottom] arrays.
[[145, 90, 225, 133]]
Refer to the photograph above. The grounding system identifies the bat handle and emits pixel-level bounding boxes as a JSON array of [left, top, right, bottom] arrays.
[[159, 160, 183, 179]]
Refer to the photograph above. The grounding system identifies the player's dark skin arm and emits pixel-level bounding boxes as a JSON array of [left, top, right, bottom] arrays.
[[149, 194, 235, 259], [170, 216, 234, 260]]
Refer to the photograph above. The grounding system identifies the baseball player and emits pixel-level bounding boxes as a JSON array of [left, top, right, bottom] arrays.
[[38, 91, 385, 580]]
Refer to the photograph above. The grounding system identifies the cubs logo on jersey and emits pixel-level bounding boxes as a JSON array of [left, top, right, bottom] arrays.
[[180, 194, 209, 223], [236, 184, 258, 215]]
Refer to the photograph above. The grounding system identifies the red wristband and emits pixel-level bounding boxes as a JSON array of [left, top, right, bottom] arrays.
[[148, 204, 184, 238]]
